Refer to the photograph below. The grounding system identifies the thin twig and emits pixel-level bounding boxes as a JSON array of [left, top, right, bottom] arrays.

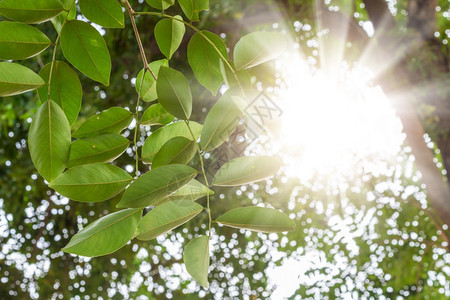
[[185, 120, 212, 237], [124, 0, 157, 80]]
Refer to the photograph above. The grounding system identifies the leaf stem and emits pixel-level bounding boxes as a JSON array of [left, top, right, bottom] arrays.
[[185, 120, 212, 238]]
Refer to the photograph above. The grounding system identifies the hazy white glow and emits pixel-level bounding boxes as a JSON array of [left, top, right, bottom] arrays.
[[273, 54, 404, 180]]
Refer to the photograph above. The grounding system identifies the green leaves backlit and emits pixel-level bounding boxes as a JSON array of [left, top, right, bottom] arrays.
[[2, 2, 297, 289], [79, 0, 124, 28], [63, 208, 142, 257], [49, 164, 132, 202], [117, 164, 198, 208], [73, 107, 133, 139], [178, 0, 209, 21], [152, 137, 197, 168], [155, 16, 185, 59], [141, 103, 174, 126], [0, 21, 51, 60], [29, 100, 71, 182], [67, 134, 130, 168], [156, 66, 192, 120], [136, 200, 203, 240], [184, 236, 209, 288], [0, 0, 64, 24], [141, 121, 202, 163], [200, 91, 245, 151], [135, 59, 168, 102], [145, 0, 174, 10], [188, 31, 227, 95], [234, 31, 287, 70], [168, 179, 213, 202], [216, 206, 296, 233], [37, 61, 82, 125], [0, 62, 44, 97], [60, 20, 111, 85], [213, 156, 282, 186]]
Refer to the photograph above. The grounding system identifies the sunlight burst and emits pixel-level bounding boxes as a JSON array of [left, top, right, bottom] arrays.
[[272, 54, 404, 179]]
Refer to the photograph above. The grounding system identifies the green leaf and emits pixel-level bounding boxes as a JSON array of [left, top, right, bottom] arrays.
[[51, 4, 76, 33], [62, 208, 141, 257], [167, 179, 213, 202], [141, 103, 174, 126], [136, 200, 203, 240], [60, 0, 76, 10], [178, 0, 209, 20], [216, 206, 296, 233], [73, 107, 133, 139], [155, 16, 185, 59], [135, 59, 168, 102], [156, 66, 192, 120], [79, 0, 124, 28], [145, 0, 174, 10], [49, 164, 132, 203], [212, 156, 282, 186], [0, 21, 51, 60], [0, 0, 64, 24], [152, 137, 197, 168], [219, 59, 252, 89], [200, 91, 245, 151], [29, 100, 71, 182], [60, 20, 111, 85], [194, 0, 209, 10], [184, 235, 209, 288], [37, 61, 82, 125], [117, 164, 198, 208], [141, 121, 202, 163], [67, 134, 130, 168], [0, 62, 44, 97], [233, 31, 287, 70], [187, 31, 227, 95]]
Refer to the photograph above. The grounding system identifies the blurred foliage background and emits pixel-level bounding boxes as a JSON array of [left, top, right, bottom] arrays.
[[1, 0, 449, 299]]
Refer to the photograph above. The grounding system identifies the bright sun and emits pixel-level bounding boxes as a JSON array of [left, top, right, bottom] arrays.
[[268, 54, 404, 179]]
